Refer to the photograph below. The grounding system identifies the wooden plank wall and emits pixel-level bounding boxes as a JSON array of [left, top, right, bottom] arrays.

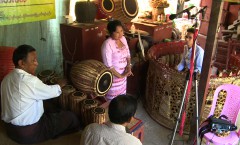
[[197, 0, 229, 49]]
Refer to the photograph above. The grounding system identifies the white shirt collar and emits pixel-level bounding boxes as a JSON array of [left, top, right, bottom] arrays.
[[15, 68, 28, 74], [106, 121, 126, 133]]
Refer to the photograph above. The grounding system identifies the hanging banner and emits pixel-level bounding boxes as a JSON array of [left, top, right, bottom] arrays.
[[0, 0, 55, 26]]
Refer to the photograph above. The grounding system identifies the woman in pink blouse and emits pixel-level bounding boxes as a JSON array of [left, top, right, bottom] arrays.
[[101, 20, 133, 100]]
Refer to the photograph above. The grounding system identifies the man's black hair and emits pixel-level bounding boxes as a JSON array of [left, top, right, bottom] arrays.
[[12, 44, 36, 67], [187, 27, 196, 34], [108, 94, 138, 124]]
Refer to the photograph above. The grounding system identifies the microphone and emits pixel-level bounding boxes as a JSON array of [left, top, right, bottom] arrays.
[[191, 6, 207, 19], [169, 6, 195, 20], [192, 20, 198, 28]]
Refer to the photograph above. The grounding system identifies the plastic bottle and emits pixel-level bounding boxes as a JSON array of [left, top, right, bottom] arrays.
[[130, 23, 136, 34]]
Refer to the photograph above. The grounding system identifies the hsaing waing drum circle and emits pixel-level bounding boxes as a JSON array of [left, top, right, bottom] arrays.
[[69, 91, 87, 117], [37, 70, 55, 84], [98, 0, 139, 22], [49, 76, 63, 85], [59, 85, 76, 110], [81, 99, 98, 126], [70, 59, 113, 96], [91, 107, 106, 124]]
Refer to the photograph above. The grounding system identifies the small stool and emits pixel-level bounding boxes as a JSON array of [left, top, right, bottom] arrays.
[[127, 117, 144, 142]]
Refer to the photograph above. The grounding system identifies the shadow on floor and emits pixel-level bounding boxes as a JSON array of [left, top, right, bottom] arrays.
[[136, 100, 189, 145]]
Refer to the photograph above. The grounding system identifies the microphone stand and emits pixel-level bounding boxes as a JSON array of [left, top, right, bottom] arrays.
[[192, 18, 198, 29], [191, 8, 206, 145], [169, 32, 199, 145], [169, 6, 206, 145], [186, 10, 191, 20], [169, 6, 195, 20], [169, 71, 191, 145], [191, 6, 207, 20], [194, 72, 200, 145]]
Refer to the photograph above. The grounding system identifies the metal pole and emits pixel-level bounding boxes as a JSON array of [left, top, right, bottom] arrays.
[[194, 72, 199, 145], [169, 72, 191, 145]]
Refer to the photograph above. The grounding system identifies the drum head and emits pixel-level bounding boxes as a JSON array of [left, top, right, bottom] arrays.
[[93, 107, 105, 114], [97, 71, 112, 96], [84, 99, 96, 105], [73, 91, 84, 97], [62, 85, 74, 90], [49, 76, 62, 85], [101, 0, 114, 13], [122, 0, 138, 18], [39, 70, 54, 77]]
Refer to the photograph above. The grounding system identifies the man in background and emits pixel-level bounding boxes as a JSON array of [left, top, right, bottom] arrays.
[[177, 27, 204, 73]]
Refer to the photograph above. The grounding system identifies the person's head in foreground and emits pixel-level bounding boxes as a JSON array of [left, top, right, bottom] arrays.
[[108, 94, 138, 126], [80, 95, 142, 145]]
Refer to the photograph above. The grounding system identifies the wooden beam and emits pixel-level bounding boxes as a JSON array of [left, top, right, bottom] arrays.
[[188, 0, 223, 143]]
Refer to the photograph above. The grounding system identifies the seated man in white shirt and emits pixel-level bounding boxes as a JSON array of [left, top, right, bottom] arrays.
[[1, 44, 80, 144], [80, 94, 142, 145], [177, 27, 204, 73]]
